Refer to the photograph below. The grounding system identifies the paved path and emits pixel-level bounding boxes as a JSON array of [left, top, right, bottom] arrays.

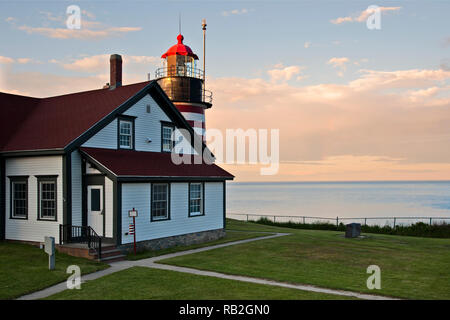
[[17, 232, 399, 300]]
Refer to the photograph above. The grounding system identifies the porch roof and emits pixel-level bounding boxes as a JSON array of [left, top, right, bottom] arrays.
[[80, 147, 234, 180]]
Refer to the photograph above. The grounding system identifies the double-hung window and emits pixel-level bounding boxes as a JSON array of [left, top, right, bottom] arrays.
[[10, 177, 28, 219], [151, 183, 169, 221], [189, 183, 203, 217], [38, 177, 57, 221], [119, 119, 133, 149], [162, 124, 174, 152]]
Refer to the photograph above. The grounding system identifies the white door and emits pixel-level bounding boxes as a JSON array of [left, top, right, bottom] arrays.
[[87, 185, 104, 236]]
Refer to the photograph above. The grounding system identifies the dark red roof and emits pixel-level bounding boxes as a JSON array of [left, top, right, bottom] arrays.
[[80, 147, 234, 179], [0, 82, 150, 152], [161, 34, 199, 60]]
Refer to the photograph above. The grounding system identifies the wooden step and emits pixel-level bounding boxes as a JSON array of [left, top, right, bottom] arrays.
[[89, 245, 126, 262], [88, 245, 116, 255], [99, 254, 127, 263]]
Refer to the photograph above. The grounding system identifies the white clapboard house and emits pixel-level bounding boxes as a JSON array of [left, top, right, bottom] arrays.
[[0, 42, 233, 260]]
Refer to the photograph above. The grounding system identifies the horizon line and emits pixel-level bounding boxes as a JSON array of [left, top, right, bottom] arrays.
[[229, 179, 450, 184]]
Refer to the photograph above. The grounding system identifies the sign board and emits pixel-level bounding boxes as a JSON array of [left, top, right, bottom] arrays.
[[128, 209, 138, 217], [44, 236, 55, 255], [44, 236, 55, 270]]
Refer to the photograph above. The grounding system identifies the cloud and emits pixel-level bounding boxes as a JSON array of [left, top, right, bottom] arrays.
[[267, 65, 304, 83], [0, 56, 15, 64], [0, 56, 36, 64], [17, 25, 142, 40], [349, 68, 450, 92], [205, 65, 450, 181], [327, 57, 349, 76], [331, 6, 401, 24], [0, 69, 147, 97], [327, 57, 349, 69], [52, 54, 159, 73], [222, 9, 249, 17], [8, 9, 142, 40], [304, 42, 311, 48], [221, 156, 450, 182]]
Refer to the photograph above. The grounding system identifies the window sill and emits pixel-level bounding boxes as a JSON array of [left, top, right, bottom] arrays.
[[37, 217, 58, 222], [189, 212, 205, 218], [10, 216, 28, 220], [150, 217, 170, 222]]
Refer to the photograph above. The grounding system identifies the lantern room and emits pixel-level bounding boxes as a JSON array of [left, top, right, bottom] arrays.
[[155, 34, 212, 109], [161, 34, 199, 77]]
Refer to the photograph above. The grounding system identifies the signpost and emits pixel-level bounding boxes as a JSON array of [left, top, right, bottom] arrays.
[[128, 208, 138, 255], [44, 236, 55, 270]]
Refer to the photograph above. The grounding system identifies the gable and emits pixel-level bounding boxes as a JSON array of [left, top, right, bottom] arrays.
[[0, 81, 149, 154], [81, 89, 200, 155]]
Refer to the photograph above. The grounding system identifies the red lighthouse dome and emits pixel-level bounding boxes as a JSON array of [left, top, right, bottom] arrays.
[[161, 34, 199, 60]]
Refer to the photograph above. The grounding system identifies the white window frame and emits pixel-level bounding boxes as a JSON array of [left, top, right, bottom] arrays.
[[151, 183, 169, 221], [38, 179, 57, 221], [189, 182, 203, 217], [11, 180, 27, 219], [162, 125, 174, 152], [119, 120, 133, 149]]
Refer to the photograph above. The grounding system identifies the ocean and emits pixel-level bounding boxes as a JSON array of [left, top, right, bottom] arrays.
[[226, 181, 450, 226]]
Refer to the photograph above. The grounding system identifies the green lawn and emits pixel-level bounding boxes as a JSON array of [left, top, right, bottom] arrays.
[[0, 242, 108, 300], [127, 230, 269, 260], [46, 266, 353, 300], [157, 219, 450, 300]]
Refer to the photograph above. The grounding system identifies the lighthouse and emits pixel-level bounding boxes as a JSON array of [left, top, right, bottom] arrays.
[[155, 23, 211, 140]]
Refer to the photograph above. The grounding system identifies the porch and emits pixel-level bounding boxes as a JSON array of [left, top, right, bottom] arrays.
[[58, 224, 125, 262]]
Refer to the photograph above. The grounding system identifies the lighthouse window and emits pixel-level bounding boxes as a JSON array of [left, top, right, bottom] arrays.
[[162, 125, 174, 152], [119, 120, 133, 149]]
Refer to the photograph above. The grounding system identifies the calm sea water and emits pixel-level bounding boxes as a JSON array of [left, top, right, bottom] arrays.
[[226, 181, 450, 226]]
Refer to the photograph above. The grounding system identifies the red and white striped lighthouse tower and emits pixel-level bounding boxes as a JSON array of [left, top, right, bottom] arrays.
[[155, 21, 211, 140]]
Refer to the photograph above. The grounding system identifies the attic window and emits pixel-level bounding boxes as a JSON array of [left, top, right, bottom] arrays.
[[119, 119, 133, 149], [146, 104, 151, 113], [162, 124, 174, 152]]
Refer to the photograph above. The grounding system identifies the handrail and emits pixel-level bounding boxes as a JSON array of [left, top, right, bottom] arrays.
[[155, 66, 204, 80], [59, 225, 102, 260]]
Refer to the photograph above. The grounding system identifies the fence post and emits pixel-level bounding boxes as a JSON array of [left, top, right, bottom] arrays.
[[429, 218, 432, 225], [364, 218, 367, 226], [336, 216, 339, 228], [393, 218, 396, 228], [274, 216, 276, 223], [303, 217, 305, 224], [246, 214, 248, 222]]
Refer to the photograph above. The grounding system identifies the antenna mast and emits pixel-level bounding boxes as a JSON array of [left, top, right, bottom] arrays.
[[202, 19, 207, 101]]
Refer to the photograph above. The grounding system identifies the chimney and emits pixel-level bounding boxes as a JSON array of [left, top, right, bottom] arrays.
[[110, 54, 122, 89]]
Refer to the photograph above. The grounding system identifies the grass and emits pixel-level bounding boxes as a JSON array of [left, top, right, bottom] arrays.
[[46, 266, 354, 300], [157, 219, 450, 300], [0, 242, 108, 300], [127, 230, 270, 260]]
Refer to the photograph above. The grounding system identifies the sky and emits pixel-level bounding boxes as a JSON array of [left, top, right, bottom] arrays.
[[0, 0, 450, 182]]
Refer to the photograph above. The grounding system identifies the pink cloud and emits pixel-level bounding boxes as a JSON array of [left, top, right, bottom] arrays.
[[331, 6, 401, 25]]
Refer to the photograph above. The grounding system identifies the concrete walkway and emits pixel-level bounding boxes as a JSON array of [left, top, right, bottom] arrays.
[[17, 232, 399, 300]]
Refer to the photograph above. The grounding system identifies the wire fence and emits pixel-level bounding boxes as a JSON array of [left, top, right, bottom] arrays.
[[227, 212, 450, 228]]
